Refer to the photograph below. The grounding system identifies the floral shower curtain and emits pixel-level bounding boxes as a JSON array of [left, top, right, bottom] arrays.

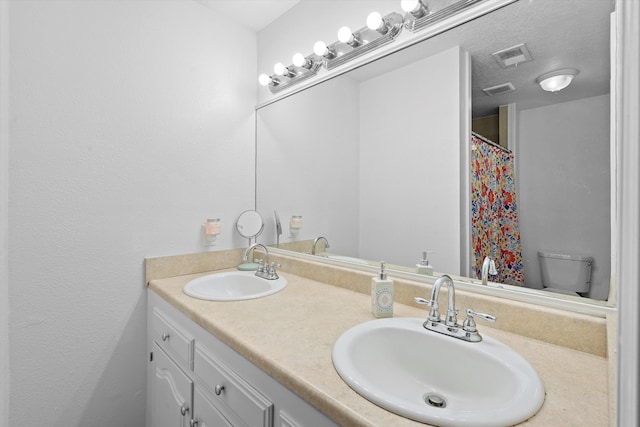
[[470, 133, 525, 286]]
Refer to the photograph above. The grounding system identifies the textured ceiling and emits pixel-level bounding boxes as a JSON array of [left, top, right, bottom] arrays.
[[346, 0, 613, 117]]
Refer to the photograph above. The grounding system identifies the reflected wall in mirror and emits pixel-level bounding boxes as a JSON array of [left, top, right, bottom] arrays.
[[256, 0, 614, 304]]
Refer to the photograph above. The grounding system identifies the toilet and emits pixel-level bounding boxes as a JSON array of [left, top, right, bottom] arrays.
[[537, 250, 593, 296]]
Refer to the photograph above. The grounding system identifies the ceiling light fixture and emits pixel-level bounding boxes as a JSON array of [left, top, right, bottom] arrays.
[[536, 69, 578, 93]]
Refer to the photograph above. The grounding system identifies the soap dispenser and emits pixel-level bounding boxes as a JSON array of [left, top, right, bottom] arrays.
[[371, 262, 394, 318], [416, 251, 434, 275]]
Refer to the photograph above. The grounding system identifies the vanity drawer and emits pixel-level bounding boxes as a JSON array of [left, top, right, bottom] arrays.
[[194, 343, 273, 427], [152, 307, 194, 371]]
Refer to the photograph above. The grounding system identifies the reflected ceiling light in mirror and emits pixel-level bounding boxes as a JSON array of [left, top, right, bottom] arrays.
[[338, 26, 362, 47], [401, 0, 429, 18], [536, 69, 578, 93], [403, 0, 483, 32]]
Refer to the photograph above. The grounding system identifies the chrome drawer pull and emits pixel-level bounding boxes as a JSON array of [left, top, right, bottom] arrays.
[[161, 333, 170, 341]]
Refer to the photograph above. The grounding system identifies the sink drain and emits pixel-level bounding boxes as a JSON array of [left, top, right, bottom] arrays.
[[424, 393, 447, 408]]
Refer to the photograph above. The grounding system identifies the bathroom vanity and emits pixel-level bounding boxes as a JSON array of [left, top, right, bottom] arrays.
[[146, 250, 613, 427]]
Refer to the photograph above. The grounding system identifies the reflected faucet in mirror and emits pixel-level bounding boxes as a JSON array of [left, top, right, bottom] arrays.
[[312, 236, 330, 255], [481, 256, 498, 286]]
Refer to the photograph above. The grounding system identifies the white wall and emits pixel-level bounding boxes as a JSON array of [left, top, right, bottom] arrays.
[[256, 76, 360, 254], [1, 1, 10, 425], [518, 95, 611, 300], [6, 1, 256, 425], [358, 46, 463, 272]]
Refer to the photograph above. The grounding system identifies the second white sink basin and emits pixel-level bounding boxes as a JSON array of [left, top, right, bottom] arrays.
[[183, 271, 287, 301], [332, 317, 545, 427]]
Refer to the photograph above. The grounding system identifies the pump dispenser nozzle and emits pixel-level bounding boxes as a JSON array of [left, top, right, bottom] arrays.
[[378, 262, 387, 280]]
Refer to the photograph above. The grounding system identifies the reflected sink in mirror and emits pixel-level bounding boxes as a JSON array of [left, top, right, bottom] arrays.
[[320, 253, 370, 265], [183, 271, 287, 301], [332, 318, 545, 427]]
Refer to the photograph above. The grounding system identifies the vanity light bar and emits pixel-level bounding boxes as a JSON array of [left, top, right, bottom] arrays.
[[259, 0, 491, 93], [260, 53, 323, 94], [323, 12, 404, 71], [403, 0, 485, 32]]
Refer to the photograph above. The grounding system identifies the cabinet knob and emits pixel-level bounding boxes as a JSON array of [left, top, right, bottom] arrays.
[[190, 419, 199, 427], [180, 404, 189, 416], [214, 384, 225, 396], [161, 333, 170, 341]]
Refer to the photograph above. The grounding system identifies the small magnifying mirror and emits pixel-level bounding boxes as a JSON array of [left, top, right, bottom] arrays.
[[235, 210, 264, 243]]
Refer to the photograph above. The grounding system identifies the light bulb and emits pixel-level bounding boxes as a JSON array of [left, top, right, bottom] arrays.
[[337, 26, 354, 44], [366, 11, 384, 31], [401, 0, 420, 13], [313, 40, 336, 59], [292, 53, 306, 67], [401, 0, 429, 18], [536, 69, 578, 92], [540, 75, 574, 92], [313, 40, 328, 56], [258, 74, 271, 86], [273, 62, 286, 76]]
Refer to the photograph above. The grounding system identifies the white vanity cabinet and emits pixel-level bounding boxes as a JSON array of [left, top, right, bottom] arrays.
[[147, 290, 339, 427], [149, 342, 194, 427]]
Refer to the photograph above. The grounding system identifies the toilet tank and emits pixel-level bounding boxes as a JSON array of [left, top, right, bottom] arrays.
[[537, 251, 593, 292]]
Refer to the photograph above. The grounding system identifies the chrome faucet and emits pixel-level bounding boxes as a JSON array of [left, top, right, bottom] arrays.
[[311, 236, 330, 255], [481, 256, 498, 285], [415, 274, 496, 342], [243, 243, 279, 280]]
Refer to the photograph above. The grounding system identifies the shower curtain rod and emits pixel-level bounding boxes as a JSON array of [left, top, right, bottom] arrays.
[[472, 131, 511, 153]]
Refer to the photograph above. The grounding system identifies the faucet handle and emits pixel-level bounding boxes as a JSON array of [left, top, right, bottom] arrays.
[[414, 297, 430, 305], [414, 297, 440, 323], [462, 308, 496, 332]]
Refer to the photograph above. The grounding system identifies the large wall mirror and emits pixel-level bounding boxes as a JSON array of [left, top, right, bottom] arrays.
[[255, 0, 615, 309]]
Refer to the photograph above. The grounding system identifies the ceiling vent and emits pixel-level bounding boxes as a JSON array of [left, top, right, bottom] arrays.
[[492, 43, 533, 68], [482, 82, 516, 96]]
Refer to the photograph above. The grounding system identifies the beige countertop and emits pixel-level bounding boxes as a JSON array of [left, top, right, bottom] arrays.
[[148, 263, 610, 427]]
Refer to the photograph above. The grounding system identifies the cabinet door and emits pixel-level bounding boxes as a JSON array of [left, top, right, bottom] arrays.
[[194, 343, 273, 427], [150, 343, 193, 427], [193, 387, 233, 427]]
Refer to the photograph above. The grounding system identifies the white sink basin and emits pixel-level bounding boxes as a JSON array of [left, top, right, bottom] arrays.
[[183, 271, 287, 301], [332, 317, 545, 427]]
